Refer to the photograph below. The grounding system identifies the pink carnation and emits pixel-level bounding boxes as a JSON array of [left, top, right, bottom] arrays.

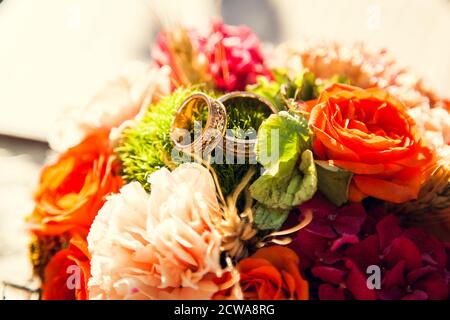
[[87, 163, 235, 299]]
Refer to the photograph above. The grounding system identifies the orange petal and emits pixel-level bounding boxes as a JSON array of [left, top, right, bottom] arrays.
[[330, 160, 403, 176], [353, 175, 419, 203], [348, 180, 367, 202]]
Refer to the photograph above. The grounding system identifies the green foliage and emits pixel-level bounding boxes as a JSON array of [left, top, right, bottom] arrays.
[[251, 149, 317, 210], [116, 88, 194, 190], [255, 111, 310, 177], [225, 97, 272, 139], [315, 160, 353, 206], [253, 204, 289, 231], [116, 87, 264, 196], [247, 70, 319, 110], [211, 163, 255, 201], [250, 111, 317, 231]]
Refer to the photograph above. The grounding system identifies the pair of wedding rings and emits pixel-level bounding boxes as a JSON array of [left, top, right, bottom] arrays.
[[171, 91, 277, 160]]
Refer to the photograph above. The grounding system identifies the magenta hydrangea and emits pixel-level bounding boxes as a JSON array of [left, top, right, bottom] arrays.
[[289, 193, 450, 300]]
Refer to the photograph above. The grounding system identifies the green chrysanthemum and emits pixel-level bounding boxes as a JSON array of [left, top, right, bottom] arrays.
[[116, 88, 194, 190], [116, 88, 262, 195]]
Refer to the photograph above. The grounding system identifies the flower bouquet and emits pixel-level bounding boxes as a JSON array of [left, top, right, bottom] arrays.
[[28, 20, 450, 300]]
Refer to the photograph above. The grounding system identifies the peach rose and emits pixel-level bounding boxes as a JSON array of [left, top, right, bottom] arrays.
[[237, 246, 309, 300], [28, 130, 123, 236], [309, 84, 433, 203]]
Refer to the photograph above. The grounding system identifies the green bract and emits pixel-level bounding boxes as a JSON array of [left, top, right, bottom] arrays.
[[250, 111, 317, 230], [315, 160, 353, 206]]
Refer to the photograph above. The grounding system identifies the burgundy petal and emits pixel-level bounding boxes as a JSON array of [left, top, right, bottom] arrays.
[[413, 273, 449, 300], [401, 290, 428, 300], [383, 260, 406, 289], [334, 203, 367, 235], [345, 235, 380, 270], [306, 218, 337, 239], [290, 230, 329, 270], [312, 266, 345, 285], [378, 287, 405, 300], [344, 259, 377, 300], [407, 265, 437, 284], [318, 284, 346, 300], [298, 193, 336, 218], [403, 228, 447, 270], [330, 234, 359, 252], [383, 236, 422, 271], [376, 215, 403, 250]]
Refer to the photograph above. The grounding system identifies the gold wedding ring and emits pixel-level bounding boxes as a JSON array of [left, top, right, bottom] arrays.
[[171, 91, 277, 160], [171, 92, 226, 155], [217, 91, 277, 159]]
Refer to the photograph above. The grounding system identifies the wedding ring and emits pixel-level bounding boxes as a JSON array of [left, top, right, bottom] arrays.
[[217, 91, 277, 159], [171, 92, 227, 155]]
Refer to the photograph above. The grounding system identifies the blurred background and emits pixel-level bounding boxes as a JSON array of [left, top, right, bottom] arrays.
[[0, 0, 449, 297]]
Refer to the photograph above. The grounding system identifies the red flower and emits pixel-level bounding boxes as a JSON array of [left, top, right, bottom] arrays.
[[290, 193, 366, 270], [290, 195, 450, 300], [41, 235, 90, 300]]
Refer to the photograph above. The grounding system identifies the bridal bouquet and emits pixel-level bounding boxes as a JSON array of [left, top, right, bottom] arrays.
[[28, 20, 450, 300]]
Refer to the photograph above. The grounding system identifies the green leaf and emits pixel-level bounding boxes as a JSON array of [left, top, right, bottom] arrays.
[[247, 70, 320, 111], [255, 111, 310, 177], [250, 150, 317, 210], [296, 71, 318, 101], [315, 160, 353, 206], [253, 204, 290, 231], [249, 111, 317, 231], [246, 75, 282, 110]]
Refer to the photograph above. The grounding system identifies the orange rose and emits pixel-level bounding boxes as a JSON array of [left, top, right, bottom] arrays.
[[28, 130, 123, 236], [237, 246, 309, 300], [42, 235, 90, 300], [309, 84, 433, 203]]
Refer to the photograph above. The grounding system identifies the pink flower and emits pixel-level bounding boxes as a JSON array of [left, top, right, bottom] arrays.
[[199, 20, 272, 91], [289, 195, 450, 300], [152, 20, 272, 92]]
